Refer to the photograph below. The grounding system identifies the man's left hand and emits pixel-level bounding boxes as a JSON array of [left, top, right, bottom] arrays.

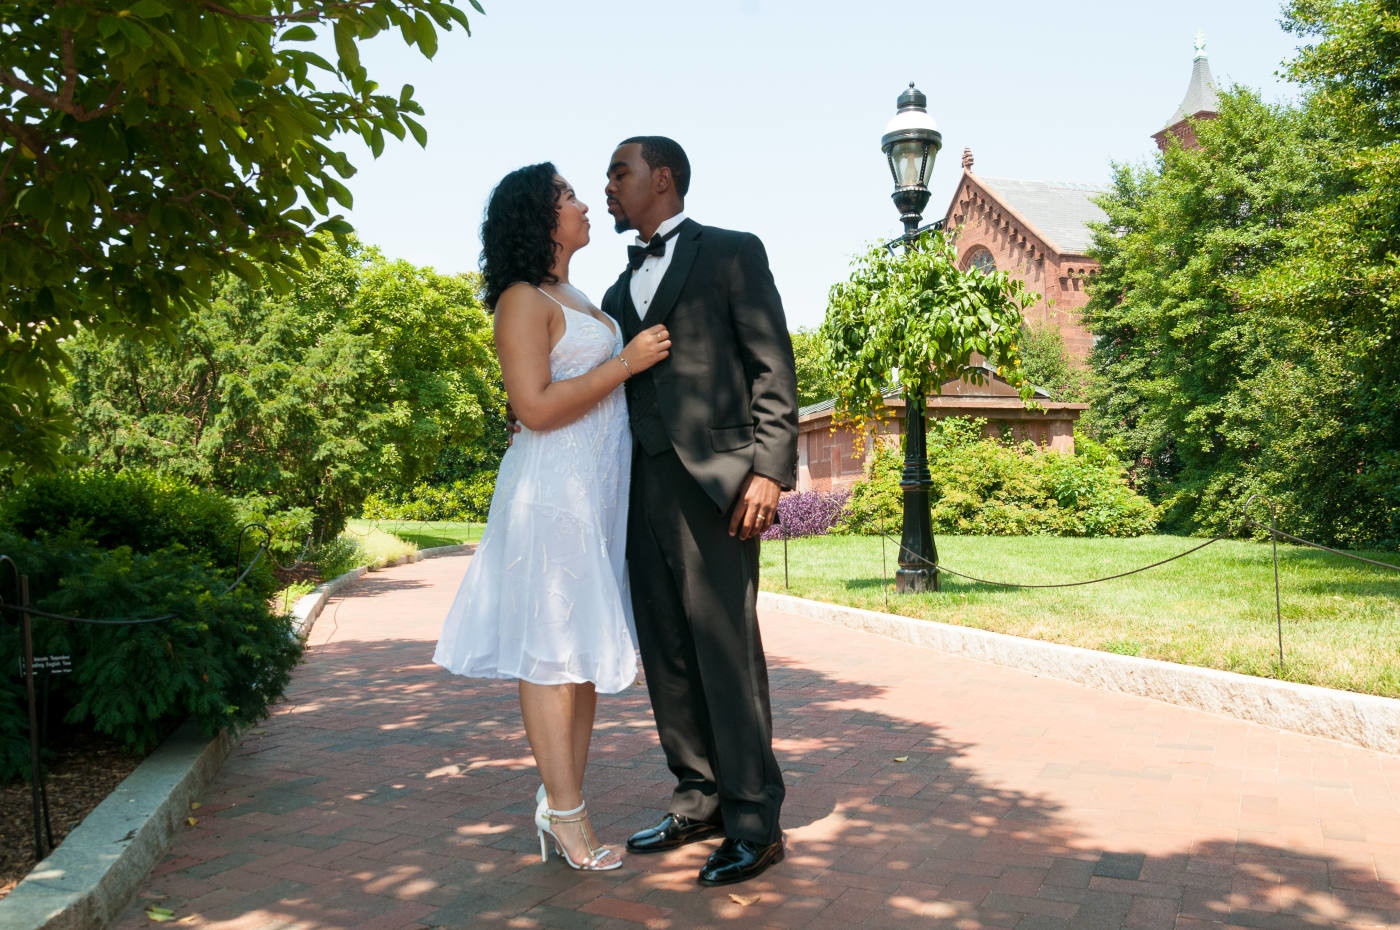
[[728, 473, 781, 541]]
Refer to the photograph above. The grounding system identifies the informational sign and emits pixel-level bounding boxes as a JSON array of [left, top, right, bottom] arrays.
[[17, 655, 73, 675]]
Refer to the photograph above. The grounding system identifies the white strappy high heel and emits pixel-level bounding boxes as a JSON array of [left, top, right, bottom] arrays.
[[535, 800, 622, 871]]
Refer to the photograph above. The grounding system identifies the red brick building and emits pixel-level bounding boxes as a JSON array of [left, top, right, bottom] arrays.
[[937, 38, 1221, 363], [941, 156, 1106, 363], [797, 367, 1088, 494], [793, 42, 1220, 494]]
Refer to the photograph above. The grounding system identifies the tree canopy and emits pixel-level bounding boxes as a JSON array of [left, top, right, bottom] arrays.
[[790, 327, 840, 409], [1084, 0, 1399, 547], [61, 237, 499, 534], [1253, 0, 1400, 544], [819, 231, 1035, 433], [0, 0, 479, 475]]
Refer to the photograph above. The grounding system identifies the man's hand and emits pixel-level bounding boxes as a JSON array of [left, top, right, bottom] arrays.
[[505, 402, 522, 446], [728, 473, 781, 541]]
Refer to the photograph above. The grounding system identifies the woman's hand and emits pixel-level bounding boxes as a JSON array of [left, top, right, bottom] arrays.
[[619, 324, 671, 376]]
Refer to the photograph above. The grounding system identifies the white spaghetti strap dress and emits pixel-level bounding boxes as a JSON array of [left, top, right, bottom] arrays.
[[433, 289, 636, 693]]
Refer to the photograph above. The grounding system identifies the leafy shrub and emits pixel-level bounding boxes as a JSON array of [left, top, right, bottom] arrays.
[[1038, 437, 1159, 537], [0, 472, 303, 782], [839, 417, 982, 536], [310, 534, 370, 580], [762, 490, 851, 540], [1, 469, 276, 599], [837, 444, 904, 537], [361, 472, 496, 522], [838, 418, 1158, 538], [230, 497, 319, 568]]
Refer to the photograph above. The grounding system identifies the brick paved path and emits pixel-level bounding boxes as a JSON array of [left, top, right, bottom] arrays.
[[112, 552, 1400, 929]]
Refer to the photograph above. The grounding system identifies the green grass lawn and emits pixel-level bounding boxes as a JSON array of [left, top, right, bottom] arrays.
[[759, 534, 1400, 698], [346, 518, 484, 549]]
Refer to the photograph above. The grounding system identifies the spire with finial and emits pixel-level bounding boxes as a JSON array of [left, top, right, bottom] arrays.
[[961, 147, 973, 170], [1160, 32, 1220, 130]]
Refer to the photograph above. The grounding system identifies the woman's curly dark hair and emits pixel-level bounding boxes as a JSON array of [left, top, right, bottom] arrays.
[[480, 162, 566, 310]]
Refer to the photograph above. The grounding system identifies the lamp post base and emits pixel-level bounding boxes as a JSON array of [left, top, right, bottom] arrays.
[[896, 388, 940, 595], [895, 567, 940, 593]]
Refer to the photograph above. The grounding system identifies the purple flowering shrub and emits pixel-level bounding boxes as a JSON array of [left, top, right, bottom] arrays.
[[761, 489, 852, 540]]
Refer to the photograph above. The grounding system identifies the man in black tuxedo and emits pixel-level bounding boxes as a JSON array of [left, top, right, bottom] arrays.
[[601, 136, 798, 886]]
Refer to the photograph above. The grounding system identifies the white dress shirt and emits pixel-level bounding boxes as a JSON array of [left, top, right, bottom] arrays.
[[629, 212, 687, 320]]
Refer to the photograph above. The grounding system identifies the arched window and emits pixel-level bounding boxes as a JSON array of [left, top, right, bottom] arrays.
[[964, 247, 996, 274]]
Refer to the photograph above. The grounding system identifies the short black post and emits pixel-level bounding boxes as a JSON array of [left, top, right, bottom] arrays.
[[782, 522, 789, 590], [880, 511, 890, 611], [1268, 506, 1283, 674], [20, 574, 48, 860]]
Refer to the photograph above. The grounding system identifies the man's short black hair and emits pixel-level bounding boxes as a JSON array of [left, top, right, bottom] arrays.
[[620, 135, 691, 199]]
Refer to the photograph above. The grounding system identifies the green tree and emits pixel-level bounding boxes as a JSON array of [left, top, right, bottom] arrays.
[[820, 231, 1035, 433], [0, 0, 480, 475], [1241, 0, 1400, 545], [1083, 87, 1392, 543], [60, 237, 499, 533], [1085, 0, 1400, 549], [1016, 322, 1091, 402], [1283, 0, 1400, 143], [790, 326, 840, 408], [820, 231, 1035, 586]]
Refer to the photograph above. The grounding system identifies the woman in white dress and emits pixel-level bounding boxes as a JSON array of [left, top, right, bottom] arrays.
[[434, 163, 670, 872]]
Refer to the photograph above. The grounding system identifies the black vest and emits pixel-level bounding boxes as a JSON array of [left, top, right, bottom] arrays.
[[621, 292, 672, 455]]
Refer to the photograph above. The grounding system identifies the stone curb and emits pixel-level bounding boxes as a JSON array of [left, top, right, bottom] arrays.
[[0, 723, 235, 930], [759, 591, 1400, 755], [0, 544, 474, 930]]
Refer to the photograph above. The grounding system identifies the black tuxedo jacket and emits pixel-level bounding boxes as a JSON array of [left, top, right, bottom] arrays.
[[601, 219, 799, 513]]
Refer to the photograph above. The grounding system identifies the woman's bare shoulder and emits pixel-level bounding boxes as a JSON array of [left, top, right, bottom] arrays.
[[495, 283, 562, 326], [496, 282, 551, 312]]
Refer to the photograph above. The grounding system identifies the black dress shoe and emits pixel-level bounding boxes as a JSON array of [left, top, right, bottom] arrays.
[[626, 814, 724, 853], [697, 836, 785, 885]]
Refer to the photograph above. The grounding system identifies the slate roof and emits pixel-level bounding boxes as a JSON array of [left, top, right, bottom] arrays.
[[799, 389, 897, 419], [1162, 54, 1221, 128], [975, 177, 1109, 254]]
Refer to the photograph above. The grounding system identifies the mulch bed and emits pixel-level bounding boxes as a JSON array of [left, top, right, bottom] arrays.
[[0, 734, 144, 899]]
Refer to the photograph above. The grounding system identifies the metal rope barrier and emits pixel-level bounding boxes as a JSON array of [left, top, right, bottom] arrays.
[[1238, 521, 1400, 572], [775, 495, 1397, 683], [865, 512, 1398, 589], [911, 533, 1230, 588], [0, 527, 273, 625]]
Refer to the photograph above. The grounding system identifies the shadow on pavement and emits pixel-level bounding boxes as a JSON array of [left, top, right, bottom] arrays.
[[112, 634, 1400, 929]]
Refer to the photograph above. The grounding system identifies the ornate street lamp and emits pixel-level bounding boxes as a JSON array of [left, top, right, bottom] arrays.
[[883, 83, 943, 238], [882, 82, 942, 593]]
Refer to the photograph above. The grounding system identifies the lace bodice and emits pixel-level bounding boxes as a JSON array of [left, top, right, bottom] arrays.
[[548, 303, 622, 381]]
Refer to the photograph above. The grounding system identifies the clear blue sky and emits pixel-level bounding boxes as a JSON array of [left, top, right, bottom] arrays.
[[342, 0, 1302, 330]]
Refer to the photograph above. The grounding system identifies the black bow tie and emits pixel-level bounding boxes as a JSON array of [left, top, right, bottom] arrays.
[[627, 228, 680, 271]]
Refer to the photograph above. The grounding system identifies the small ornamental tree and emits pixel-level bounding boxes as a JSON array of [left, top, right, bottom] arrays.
[[818, 230, 1037, 588], [0, 0, 481, 476], [819, 232, 1036, 430]]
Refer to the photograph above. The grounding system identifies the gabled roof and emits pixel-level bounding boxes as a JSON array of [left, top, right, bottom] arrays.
[[975, 177, 1109, 254], [1162, 51, 1220, 128]]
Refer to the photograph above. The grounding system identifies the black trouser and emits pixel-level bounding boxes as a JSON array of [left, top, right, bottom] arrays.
[[627, 447, 784, 844]]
